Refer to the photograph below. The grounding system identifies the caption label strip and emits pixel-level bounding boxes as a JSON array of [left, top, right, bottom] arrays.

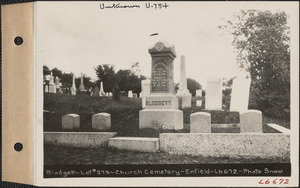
[[44, 163, 291, 178]]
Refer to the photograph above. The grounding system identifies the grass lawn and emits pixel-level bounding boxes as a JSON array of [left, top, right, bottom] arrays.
[[44, 93, 290, 134], [44, 93, 290, 165]]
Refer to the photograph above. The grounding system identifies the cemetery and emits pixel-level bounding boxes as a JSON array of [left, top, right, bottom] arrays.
[[44, 41, 290, 165]]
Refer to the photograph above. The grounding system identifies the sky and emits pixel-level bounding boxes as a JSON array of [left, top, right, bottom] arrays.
[[36, 1, 296, 88]]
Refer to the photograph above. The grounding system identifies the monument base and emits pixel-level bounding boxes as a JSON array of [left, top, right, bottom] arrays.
[[139, 109, 183, 130], [176, 93, 192, 108], [145, 95, 179, 109], [71, 87, 76, 95]]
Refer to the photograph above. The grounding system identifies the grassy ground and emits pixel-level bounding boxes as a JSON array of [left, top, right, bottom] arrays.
[[44, 93, 290, 165], [44, 93, 290, 135]]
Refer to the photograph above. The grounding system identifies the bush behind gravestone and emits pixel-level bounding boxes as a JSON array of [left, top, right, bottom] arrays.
[[249, 93, 290, 121]]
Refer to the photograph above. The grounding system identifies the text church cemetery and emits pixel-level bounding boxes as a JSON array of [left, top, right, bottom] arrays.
[[44, 41, 290, 164]]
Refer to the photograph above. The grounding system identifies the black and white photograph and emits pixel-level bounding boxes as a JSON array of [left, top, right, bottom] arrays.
[[2, 1, 298, 187]]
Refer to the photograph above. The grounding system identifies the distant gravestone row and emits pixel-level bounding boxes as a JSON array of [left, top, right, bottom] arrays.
[[62, 113, 111, 130]]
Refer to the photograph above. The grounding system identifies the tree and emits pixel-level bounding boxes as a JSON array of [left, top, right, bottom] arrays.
[[94, 64, 116, 92], [116, 69, 146, 94], [43, 65, 50, 76], [51, 67, 63, 78], [187, 78, 202, 96], [220, 10, 290, 119]]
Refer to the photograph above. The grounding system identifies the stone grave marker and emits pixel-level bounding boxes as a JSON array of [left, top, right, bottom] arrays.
[[99, 81, 104, 96], [176, 55, 192, 108], [139, 41, 183, 130], [196, 100, 202, 107], [132, 93, 137, 98], [240, 110, 262, 133], [62, 114, 80, 129], [79, 73, 85, 91], [190, 112, 211, 133], [92, 113, 111, 130], [128, 90, 133, 97], [196, 89, 202, 97], [230, 77, 251, 112], [205, 76, 222, 110], [45, 85, 49, 93], [71, 75, 76, 95]]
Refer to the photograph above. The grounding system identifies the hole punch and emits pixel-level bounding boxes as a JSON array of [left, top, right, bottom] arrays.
[[14, 142, 23, 152], [14, 36, 23, 45]]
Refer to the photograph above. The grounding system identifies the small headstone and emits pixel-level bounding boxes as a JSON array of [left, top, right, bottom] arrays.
[[105, 92, 109, 97], [196, 100, 202, 107], [190, 112, 211, 133], [108, 92, 112, 97], [62, 114, 80, 130], [45, 85, 49, 93], [139, 92, 143, 98], [93, 86, 100, 96], [128, 90, 133, 97], [196, 89, 202, 97], [205, 76, 222, 110], [92, 113, 111, 130], [240, 110, 262, 133], [132, 93, 137, 98]]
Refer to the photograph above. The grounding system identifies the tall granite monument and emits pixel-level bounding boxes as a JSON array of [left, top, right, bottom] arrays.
[[176, 55, 192, 108], [139, 41, 183, 130]]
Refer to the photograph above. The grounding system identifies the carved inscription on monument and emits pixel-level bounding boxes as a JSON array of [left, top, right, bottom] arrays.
[[151, 58, 168, 92]]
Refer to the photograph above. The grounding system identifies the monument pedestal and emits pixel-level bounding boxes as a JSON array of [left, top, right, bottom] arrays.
[[176, 90, 192, 108], [71, 87, 76, 95], [139, 109, 183, 130]]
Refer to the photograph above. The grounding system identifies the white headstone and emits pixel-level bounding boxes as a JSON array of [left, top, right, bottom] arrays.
[[196, 89, 202, 97], [205, 76, 222, 110], [230, 78, 251, 112], [62, 114, 80, 129], [139, 92, 143, 98], [108, 92, 112, 97], [45, 85, 49, 93], [128, 90, 133, 97], [196, 100, 202, 107], [190, 112, 211, 133], [240, 110, 262, 133], [92, 113, 111, 130]]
